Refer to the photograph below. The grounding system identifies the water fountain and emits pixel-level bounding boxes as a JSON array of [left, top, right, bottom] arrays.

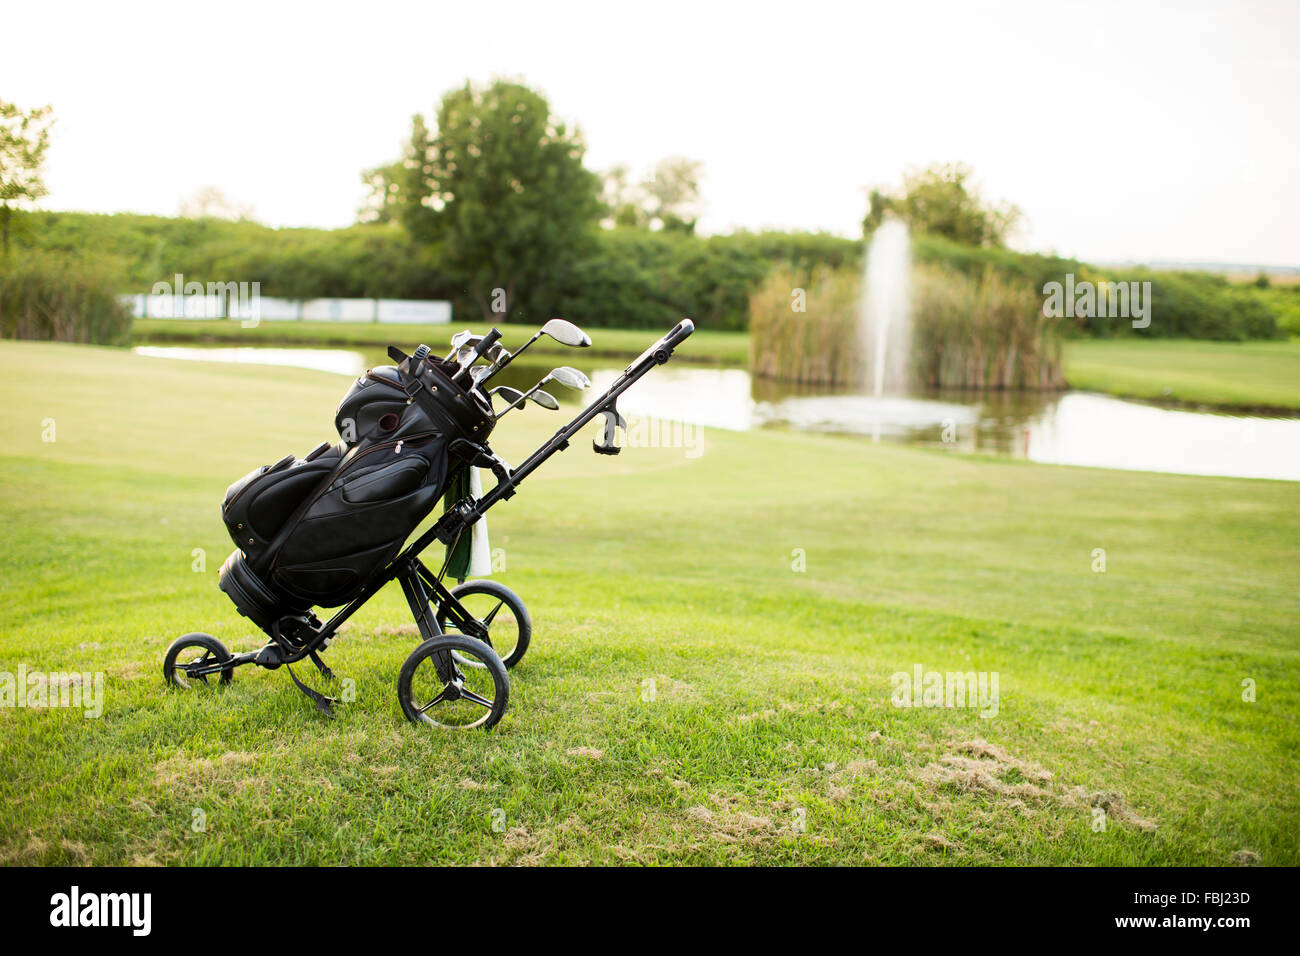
[[858, 219, 912, 439], [859, 218, 912, 398]]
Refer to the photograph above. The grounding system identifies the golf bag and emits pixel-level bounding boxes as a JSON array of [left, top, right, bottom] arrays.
[[218, 349, 493, 636]]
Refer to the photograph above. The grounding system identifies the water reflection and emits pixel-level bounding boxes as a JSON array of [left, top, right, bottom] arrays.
[[135, 345, 367, 377], [134, 345, 1300, 481]]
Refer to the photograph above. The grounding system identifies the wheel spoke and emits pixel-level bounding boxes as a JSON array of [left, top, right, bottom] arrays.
[[481, 600, 506, 627], [185, 650, 212, 684], [460, 687, 494, 709], [417, 690, 447, 714]]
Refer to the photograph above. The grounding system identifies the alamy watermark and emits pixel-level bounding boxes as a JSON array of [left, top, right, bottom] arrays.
[[891, 663, 999, 718], [49, 886, 150, 936], [601, 415, 704, 459], [1, 665, 104, 718], [1043, 274, 1151, 329], [149, 272, 262, 328]]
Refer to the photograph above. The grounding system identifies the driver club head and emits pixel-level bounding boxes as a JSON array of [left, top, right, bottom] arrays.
[[541, 318, 591, 348]]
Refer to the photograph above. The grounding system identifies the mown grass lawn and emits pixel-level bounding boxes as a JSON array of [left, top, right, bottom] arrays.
[[1, 341, 1296, 865], [1064, 338, 1300, 411]]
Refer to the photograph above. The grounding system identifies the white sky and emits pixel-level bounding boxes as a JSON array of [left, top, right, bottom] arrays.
[[5, 0, 1298, 265]]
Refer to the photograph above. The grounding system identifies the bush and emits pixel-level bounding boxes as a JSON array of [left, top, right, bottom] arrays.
[[561, 229, 855, 330], [11, 210, 1287, 340], [0, 252, 133, 345], [1254, 284, 1300, 337]]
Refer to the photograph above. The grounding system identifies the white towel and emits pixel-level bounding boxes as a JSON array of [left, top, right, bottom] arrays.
[[466, 466, 492, 577]]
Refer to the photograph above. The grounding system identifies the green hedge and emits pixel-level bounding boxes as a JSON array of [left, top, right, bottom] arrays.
[[910, 235, 1281, 341], [11, 210, 1285, 339]]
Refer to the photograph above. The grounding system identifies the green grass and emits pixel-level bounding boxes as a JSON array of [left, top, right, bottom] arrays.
[[131, 318, 751, 366], [1064, 338, 1300, 411], [1, 341, 1297, 865]]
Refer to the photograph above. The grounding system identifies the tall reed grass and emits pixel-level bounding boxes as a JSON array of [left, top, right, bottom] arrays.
[[0, 252, 132, 345], [749, 264, 1065, 390], [749, 267, 863, 386], [911, 265, 1065, 389]]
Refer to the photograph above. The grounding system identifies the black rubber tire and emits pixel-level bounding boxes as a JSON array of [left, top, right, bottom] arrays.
[[163, 633, 233, 689], [435, 580, 531, 669], [397, 634, 509, 730]]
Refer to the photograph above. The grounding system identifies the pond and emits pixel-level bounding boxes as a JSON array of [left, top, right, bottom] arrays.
[[134, 345, 1300, 482]]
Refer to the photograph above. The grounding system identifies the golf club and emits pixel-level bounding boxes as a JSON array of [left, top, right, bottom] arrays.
[[444, 329, 474, 361], [451, 328, 503, 386], [491, 384, 561, 419], [498, 366, 592, 417], [476, 318, 591, 387]]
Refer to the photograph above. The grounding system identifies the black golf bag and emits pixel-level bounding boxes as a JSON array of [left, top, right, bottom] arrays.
[[217, 349, 492, 637]]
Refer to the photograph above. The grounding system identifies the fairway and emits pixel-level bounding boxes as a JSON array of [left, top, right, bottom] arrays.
[[1064, 338, 1300, 411], [1, 341, 1297, 865]]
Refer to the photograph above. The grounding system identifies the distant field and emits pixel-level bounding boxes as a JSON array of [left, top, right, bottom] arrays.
[[131, 318, 751, 366], [1064, 338, 1300, 412]]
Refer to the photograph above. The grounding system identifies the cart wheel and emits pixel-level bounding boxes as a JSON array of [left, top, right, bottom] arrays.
[[435, 580, 531, 669], [164, 633, 233, 689], [397, 634, 509, 730]]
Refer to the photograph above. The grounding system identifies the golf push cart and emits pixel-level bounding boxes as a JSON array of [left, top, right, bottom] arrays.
[[163, 318, 695, 729]]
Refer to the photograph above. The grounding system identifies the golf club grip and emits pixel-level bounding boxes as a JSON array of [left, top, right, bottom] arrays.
[[454, 327, 503, 383], [664, 318, 694, 349], [474, 328, 503, 361]]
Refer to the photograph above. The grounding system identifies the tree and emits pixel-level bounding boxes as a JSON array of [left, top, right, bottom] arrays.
[[601, 163, 644, 228], [599, 156, 703, 233], [387, 80, 602, 321], [863, 162, 1020, 247], [177, 185, 256, 221], [642, 157, 703, 234], [0, 99, 54, 255], [358, 159, 403, 225]]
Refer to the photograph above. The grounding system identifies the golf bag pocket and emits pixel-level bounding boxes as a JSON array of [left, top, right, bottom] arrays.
[[266, 434, 449, 607], [222, 445, 343, 569], [218, 548, 300, 631], [340, 457, 429, 504]]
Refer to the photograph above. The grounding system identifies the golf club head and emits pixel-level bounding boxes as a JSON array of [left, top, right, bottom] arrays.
[[490, 385, 526, 411], [531, 388, 560, 410], [445, 329, 473, 358], [548, 366, 591, 390], [541, 318, 591, 348]]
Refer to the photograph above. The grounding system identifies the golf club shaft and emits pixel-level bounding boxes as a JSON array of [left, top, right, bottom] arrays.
[[481, 319, 694, 507], [476, 330, 541, 387]]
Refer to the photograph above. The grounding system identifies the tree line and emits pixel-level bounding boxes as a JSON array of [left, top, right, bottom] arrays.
[[2, 84, 1292, 341]]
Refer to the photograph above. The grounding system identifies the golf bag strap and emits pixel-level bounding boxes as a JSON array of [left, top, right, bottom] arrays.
[[396, 362, 474, 438]]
